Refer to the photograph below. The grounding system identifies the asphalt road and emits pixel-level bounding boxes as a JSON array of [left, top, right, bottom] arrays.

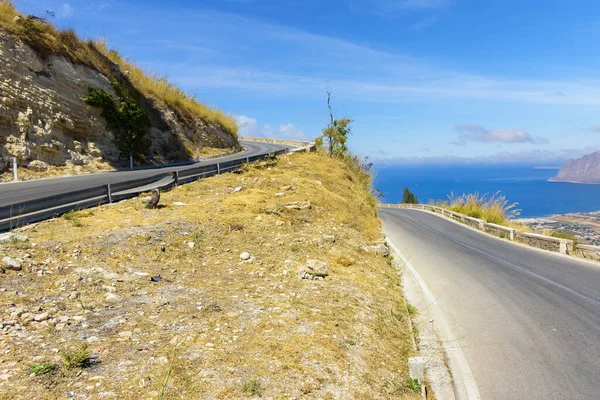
[[379, 208, 600, 400], [0, 141, 290, 207]]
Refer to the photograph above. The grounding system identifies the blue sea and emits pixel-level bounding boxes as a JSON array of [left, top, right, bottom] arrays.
[[374, 165, 600, 218]]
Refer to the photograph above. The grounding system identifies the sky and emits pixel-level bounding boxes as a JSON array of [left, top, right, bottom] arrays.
[[12, 0, 600, 165]]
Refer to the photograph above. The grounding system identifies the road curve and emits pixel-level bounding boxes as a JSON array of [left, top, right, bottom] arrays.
[[379, 208, 600, 400], [0, 141, 290, 207]]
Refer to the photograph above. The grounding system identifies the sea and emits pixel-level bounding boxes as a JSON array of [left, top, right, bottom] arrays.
[[374, 165, 600, 218]]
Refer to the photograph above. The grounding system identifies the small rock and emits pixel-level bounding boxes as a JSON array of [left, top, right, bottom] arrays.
[[285, 201, 311, 210], [2, 257, 22, 271], [323, 235, 336, 243], [280, 184, 297, 191], [301, 260, 329, 279], [0, 374, 11, 381], [233, 186, 243, 193], [33, 312, 49, 322], [0, 233, 28, 244], [150, 275, 162, 282], [240, 252, 251, 261], [275, 221, 285, 227], [105, 293, 121, 302], [363, 244, 390, 257], [315, 180, 322, 185], [172, 202, 187, 207], [86, 336, 100, 344], [187, 242, 195, 249], [274, 192, 285, 198], [255, 215, 263, 222], [118, 331, 133, 339]]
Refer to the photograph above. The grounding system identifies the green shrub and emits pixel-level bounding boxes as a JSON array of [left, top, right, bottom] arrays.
[[405, 378, 422, 393], [60, 343, 92, 369], [84, 81, 149, 158], [242, 379, 263, 396], [28, 363, 56, 376]]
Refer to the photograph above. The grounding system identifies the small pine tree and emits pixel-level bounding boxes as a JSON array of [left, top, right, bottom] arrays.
[[402, 188, 419, 204]]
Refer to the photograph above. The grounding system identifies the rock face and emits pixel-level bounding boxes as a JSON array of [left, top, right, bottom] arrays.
[[0, 32, 238, 172], [552, 152, 600, 184]]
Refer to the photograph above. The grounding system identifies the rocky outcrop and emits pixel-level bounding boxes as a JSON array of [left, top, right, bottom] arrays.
[[551, 152, 600, 184], [0, 32, 238, 171]]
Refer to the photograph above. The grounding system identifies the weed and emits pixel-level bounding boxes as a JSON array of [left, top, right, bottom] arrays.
[[242, 379, 263, 397], [60, 343, 92, 369], [406, 303, 417, 317], [63, 211, 82, 227], [28, 363, 56, 376], [405, 378, 422, 393], [550, 230, 577, 241]]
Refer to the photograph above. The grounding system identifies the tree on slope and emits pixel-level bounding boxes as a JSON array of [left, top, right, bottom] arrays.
[[316, 90, 353, 158]]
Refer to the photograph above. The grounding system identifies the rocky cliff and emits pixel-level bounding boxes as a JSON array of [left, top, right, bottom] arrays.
[[0, 31, 239, 173], [551, 151, 600, 183]]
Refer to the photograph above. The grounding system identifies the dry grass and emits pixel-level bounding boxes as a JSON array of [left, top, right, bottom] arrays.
[[0, 1, 237, 136], [0, 152, 419, 399], [443, 191, 521, 225]]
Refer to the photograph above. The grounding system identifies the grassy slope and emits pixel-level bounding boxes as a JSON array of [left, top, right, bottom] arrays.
[[0, 152, 419, 399], [0, 1, 237, 136]]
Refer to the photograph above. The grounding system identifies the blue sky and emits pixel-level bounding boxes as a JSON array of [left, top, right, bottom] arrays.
[[13, 0, 600, 164]]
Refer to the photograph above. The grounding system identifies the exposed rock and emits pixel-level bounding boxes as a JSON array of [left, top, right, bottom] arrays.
[[0, 32, 238, 172], [274, 192, 285, 198], [33, 312, 49, 322], [285, 201, 311, 210], [300, 260, 329, 279], [552, 151, 600, 183], [172, 202, 187, 207], [280, 184, 296, 191], [363, 244, 390, 257], [0, 233, 28, 244], [1, 256, 21, 271], [27, 160, 49, 172], [240, 252, 251, 261]]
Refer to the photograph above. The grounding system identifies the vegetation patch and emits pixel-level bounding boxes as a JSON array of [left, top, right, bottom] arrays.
[[436, 191, 521, 225], [84, 81, 149, 157], [0, 151, 420, 399], [28, 363, 56, 376]]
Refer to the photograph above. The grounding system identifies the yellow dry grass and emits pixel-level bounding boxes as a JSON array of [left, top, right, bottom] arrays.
[[0, 1, 237, 136], [0, 152, 419, 399]]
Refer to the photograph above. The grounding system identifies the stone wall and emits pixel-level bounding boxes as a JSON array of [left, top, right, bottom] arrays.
[[514, 232, 565, 253], [0, 32, 238, 171]]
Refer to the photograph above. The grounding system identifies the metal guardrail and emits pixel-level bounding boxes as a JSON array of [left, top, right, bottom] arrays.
[[0, 149, 288, 232]]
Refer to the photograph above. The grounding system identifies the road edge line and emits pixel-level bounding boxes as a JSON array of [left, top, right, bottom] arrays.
[[387, 239, 481, 400]]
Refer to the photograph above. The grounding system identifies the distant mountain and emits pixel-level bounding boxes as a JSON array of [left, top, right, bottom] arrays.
[[551, 152, 600, 183]]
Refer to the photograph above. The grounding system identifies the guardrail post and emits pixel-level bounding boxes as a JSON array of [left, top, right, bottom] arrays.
[[129, 152, 133, 170], [217, 163, 220, 174], [559, 240, 567, 254], [246, 156, 250, 163], [173, 171, 179, 186], [106, 184, 113, 203], [12, 157, 17, 181]]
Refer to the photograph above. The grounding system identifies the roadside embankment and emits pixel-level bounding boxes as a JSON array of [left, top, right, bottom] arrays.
[[0, 152, 420, 399]]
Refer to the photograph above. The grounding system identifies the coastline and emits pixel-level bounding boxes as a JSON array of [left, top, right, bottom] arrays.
[[516, 210, 600, 246], [548, 178, 600, 185]]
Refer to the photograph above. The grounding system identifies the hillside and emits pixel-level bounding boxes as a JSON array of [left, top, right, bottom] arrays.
[[551, 151, 600, 183], [0, 151, 421, 399], [0, 1, 239, 177]]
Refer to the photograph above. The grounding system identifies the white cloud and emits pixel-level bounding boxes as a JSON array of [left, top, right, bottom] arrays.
[[236, 115, 308, 140], [59, 3, 73, 18], [374, 145, 600, 165], [453, 124, 549, 145]]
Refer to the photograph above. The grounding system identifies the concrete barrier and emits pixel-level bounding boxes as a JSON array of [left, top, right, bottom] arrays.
[[380, 203, 600, 259]]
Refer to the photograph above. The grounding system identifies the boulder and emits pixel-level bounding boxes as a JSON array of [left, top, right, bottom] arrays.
[[2, 256, 22, 271], [27, 160, 49, 172], [363, 244, 390, 257], [285, 201, 311, 210]]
